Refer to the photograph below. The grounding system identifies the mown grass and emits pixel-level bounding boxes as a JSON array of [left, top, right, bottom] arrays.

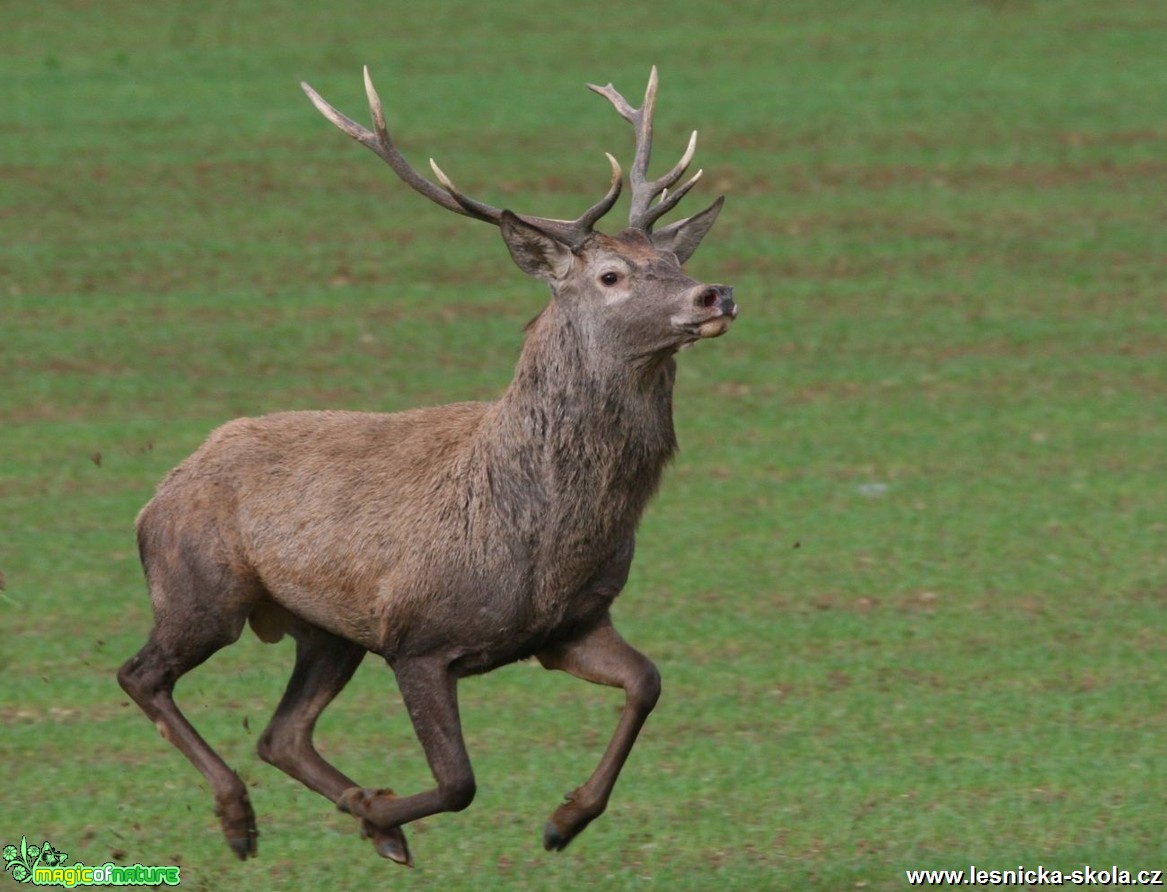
[[3, 1, 1165, 889]]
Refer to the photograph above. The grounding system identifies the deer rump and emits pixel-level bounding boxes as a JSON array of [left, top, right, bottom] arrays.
[[118, 65, 737, 868]]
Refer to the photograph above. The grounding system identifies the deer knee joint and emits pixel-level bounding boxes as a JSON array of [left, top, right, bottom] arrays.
[[116, 659, 140, 698], [628, 661, 661, 714], [440, 774, 477, 813], [255, 729, 278, 766]]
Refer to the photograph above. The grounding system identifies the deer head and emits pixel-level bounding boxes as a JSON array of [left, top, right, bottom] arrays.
[[301, 67, 737, 364]]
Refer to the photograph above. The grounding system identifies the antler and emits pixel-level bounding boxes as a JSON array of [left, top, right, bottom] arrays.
[[588, 66, 714, 235], [302, 66, 622, 248]]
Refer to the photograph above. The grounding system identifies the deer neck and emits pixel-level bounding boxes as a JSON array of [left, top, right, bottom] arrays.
[[479, 302, 678, 543]]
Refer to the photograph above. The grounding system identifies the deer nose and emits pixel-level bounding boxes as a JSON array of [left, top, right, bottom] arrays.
[[699, 285, 737, 318]]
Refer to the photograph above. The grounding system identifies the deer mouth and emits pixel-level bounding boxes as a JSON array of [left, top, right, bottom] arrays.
[[682, 300, 738, 340], [695, 314, 735, 339], [674, 308, 736, 344]]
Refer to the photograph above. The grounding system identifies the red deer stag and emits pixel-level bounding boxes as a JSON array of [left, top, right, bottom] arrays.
[[118, 65, 737, 866]]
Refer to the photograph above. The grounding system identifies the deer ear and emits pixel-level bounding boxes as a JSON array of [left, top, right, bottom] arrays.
[[649, 196, 725, 264], [499, 210, 574, 281]]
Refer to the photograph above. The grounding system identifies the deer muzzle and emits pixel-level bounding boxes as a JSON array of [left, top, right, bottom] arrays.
[[695, 284, 737, 338]]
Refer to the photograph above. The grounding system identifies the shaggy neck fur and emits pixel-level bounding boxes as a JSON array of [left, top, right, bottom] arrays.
[[474, 298, 678, 595]]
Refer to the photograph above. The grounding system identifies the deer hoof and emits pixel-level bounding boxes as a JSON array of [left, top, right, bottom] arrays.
[[340, 787, 412, 866], [543, 820, 570, 852], [543, 793, 602, 852], [215, 792, 258, 860], [364, 820, 412, 866], [227, 833, 257, 862]]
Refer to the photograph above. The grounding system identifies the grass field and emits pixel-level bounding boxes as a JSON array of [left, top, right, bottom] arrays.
[[3, 1, 1165, 889]]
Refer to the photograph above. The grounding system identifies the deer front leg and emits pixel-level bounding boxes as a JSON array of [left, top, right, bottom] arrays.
[[336, 656, 476, 859], [535, 614, 661, 851]]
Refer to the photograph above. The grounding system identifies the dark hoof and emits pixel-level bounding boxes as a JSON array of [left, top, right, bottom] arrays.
[[543, 820, 570, 852], [227, 834, 257, 861], [341, 787, 412, 866], [544, 791, 600, 852], [216, 792, 258, 860], [368, 823, 412, 866]]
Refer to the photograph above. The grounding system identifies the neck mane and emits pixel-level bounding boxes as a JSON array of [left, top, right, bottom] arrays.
[[474, 300, 678, 575]]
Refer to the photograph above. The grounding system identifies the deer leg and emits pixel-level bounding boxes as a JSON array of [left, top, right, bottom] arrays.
[[256, 624, 411, 865], [335, 657, 476, 851], [535, 614, 661, 851], [118, 623, 257, 860]]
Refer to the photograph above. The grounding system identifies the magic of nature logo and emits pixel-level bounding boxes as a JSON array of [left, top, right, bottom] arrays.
[[3, 837, 180, 888]]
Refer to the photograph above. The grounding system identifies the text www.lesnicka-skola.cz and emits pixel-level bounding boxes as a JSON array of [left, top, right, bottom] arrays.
[[905, 865, 1164, 886]]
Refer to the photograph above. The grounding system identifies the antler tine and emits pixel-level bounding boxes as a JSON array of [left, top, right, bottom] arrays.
[[428, 158, 502, 221], [575, 152, 624, 232], [301, 69, 477, 221], [649, 166, 702, 222], [303, 67, 623, 247], [588, 67, 700, 233]]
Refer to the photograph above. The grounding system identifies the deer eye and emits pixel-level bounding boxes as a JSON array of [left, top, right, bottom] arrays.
[[599, 271, 620, 287]]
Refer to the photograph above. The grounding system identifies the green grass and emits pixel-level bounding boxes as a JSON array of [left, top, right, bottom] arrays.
[[3, 1, 1165, 889]]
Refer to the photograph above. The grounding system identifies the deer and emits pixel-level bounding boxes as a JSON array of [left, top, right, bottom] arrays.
[[117, 64, 738, 867]]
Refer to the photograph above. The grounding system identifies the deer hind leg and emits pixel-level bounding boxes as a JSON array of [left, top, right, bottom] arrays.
[[335, 656, 476, 864], [117, 613, 257, 859], [256, 623, 411, 866], [535, 613, 661, 851]]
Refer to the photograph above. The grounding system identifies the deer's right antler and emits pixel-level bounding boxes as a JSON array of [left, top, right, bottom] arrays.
[[588, 67, 718, 237], [302, 67, 621, 249]]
